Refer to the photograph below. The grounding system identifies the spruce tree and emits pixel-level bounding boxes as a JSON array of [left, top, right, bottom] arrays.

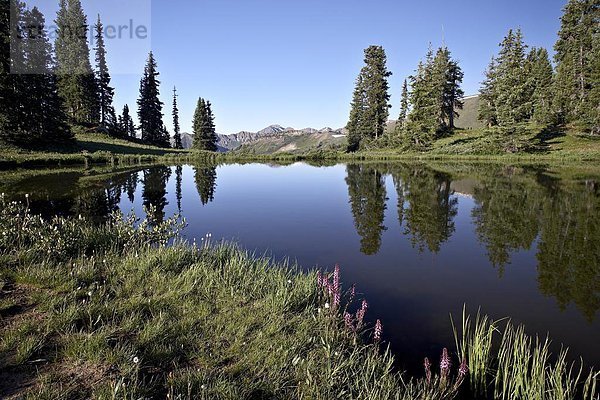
[[495, 29, 530, 126], [442, 50, 464, 130], [553, 0, 599, 127], [22, 6, 71, 143], [346, 74, 367, 151], [479, 57, 499, 128], [588, 33, 600, 134], [55, 0, 98, 126], [404, 54, 437, 149], [1, 0, 26, 142], [346, 45, 392, 151], [137, 52, 169, 147], [527, 48, 554, 125], [94, 14, 115, 130], [396, 79, 409, 131], [120, 104, 135, 138], [404, 46, 463, 148], [172, 86, 182, 149], [192, 97, 218, 151], [1, 2, 70, 144]]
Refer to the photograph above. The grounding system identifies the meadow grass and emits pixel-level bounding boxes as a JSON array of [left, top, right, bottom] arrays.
[[0, 197, 469, 399], [0, 197, 597, 399], [452, 307, 599, 400]]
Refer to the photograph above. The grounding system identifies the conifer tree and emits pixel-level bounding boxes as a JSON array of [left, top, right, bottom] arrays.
[[55, 0, 98, 125], [346, 45, 392, 151], [172, 86, 182, 149], [396, 79, 409, 131], [442, 50, 464, 130], [120, 104, 135, 138], [553, 0, 599, 127], [495, 29, 530, 126], [588, 33, 600, 134], [1, 2, 70, 144], [527, 48, 554, 125], [479, 58, 499, 128], [404, 46, 463, 148], [346, 74, 367, 151], [192, 97, 218, 151], [94, 14, 115, 129], [404, 49, 437, 148], [137, 52, 169, 147]]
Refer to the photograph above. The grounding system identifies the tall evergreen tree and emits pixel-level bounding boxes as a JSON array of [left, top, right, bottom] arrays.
[[589, 33, 600, 134], [553, 0, 599, 128], [22, 6, 71, 143], [120, 104, 135, 138], [479, 57, 499, 128], [442, 49, 464, 130], [55, 0, 98, 125], [396, 79, 409, 132], [172, 86, 182, 149], [0, 2, 70, 144], [495, 29, 530, 126], [404, 46, 463, 148], [192, 97, 217, 151], [404, 50, 437, 149], [137, 52, 169, 147], [346, 74, 367, 151], [346, 45, 392, 151], [527, 47, 554, 125], [93, 14, 115, 129]]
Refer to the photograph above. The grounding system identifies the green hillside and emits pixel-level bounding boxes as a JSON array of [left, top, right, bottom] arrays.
[[455, 95, 484, 130]]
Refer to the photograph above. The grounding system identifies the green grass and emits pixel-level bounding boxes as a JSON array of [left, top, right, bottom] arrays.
[[0, 195, 597, 399], [452, 307, 599, 400], [0, 198, 471, 399], [0, 133, 202, 169]]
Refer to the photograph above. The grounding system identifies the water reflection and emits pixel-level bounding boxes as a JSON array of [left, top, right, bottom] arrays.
[[194, 166, 217, 205], [1, 161, 598, 364], [346, 164, 387, 255]]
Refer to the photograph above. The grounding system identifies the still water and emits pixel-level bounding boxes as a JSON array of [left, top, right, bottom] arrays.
[[2, 161, 599, 371]]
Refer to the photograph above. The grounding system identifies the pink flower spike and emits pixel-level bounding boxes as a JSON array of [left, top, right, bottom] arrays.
[[440, 348, 451, 379], [374, 319, 382, 342]]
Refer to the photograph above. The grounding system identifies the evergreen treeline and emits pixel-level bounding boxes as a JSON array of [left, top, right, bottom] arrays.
[[0, 0, 71, 145], [346, 0, 599, 153], [1, 0, 223, 151]]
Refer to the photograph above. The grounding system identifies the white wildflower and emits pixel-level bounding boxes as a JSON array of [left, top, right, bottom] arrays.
[[324, 302, 330, 309], [133, 356, 139, 364]]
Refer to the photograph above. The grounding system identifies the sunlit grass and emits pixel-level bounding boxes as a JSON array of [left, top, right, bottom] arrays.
[[453, 306, 599, 400], [0, 197, 470, 399]]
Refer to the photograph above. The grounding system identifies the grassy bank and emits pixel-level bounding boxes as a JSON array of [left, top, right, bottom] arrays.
[[0, 198, 597, 399], [0, 198, 467, 399], [0, 133, 203, 169]]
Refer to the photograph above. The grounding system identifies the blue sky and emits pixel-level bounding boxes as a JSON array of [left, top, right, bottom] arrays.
[[33, 0, 565, 134]]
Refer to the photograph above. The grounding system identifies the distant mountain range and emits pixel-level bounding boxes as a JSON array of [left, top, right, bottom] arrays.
[[173, 95, 480, 152], [173, 125, 347, 151]]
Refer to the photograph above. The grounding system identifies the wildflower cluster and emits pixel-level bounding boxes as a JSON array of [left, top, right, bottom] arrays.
[[422, 347, 469, 396], [0, 195, 185, 261], [317, 265, 382, 344]]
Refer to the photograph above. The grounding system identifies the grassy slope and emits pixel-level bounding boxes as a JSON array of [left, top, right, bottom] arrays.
[[454, 96, 484, 130], [0, 133, 193, 169]]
